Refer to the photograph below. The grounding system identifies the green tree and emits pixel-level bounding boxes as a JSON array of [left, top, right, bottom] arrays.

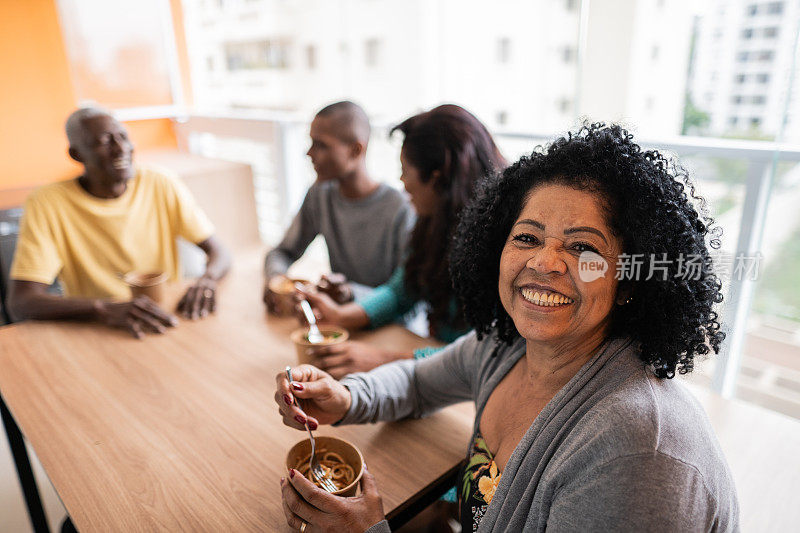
[[681, 94, 711, 135]]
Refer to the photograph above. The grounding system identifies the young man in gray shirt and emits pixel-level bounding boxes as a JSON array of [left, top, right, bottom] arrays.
[[263, 102, 415, 308]]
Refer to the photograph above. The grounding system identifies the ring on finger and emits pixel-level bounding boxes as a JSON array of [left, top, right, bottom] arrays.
[[203, 288, 214, 298]]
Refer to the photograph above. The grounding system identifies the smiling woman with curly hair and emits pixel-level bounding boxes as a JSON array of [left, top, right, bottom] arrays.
[[451, 122, 726, 378], [274, 123, 739, 533]]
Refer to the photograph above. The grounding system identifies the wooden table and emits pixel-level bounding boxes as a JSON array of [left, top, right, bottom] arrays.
[[0, 252, 474, 532]]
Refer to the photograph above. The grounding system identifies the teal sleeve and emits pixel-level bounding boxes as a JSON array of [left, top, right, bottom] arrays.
[[412, 346, 443, 360], [356, 267, 418, 328]]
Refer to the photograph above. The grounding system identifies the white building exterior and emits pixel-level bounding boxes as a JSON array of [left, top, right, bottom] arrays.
[[182, 0, 692, 136], [580, 0, 693, 136], [690, 0, 800, 141]]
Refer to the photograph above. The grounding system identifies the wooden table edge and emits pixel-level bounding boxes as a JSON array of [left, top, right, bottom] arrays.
[[386, 457, 464, 529]]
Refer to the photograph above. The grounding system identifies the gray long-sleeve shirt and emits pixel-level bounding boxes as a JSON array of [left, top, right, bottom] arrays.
[[341, 332, 739, 532], [264, 181, 415, 291]]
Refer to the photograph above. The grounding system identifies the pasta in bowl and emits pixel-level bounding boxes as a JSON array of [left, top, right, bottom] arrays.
[[286, 436, 364, 496]]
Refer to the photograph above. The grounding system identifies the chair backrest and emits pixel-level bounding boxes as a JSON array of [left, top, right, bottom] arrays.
[[0, 207, 23, 325], [137, 150, 261, 251]]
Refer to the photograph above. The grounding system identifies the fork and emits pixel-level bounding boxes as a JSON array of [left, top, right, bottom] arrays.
[[285, 367, 338, 492]]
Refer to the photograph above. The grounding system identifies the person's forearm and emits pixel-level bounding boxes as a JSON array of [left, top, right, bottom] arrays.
[[337, 302, 371, 330], [339, 333, 479, 425], [202, 244, 231, 282], [339, 359, 420, 424], [9, 291, 102, 322], [264, 248, 292, 279], [378, 349, 414, 363]]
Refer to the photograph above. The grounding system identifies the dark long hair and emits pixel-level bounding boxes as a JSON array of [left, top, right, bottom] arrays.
[[391, 104, 506, 336]]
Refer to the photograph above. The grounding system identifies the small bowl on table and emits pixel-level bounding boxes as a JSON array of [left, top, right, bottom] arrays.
[[285, 436, 364, 497], [290, 326, 349, 365], [267, 275, 310, 316]]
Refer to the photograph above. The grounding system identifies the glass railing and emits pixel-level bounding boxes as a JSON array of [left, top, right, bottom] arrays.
[[172, 112, 800, 419]]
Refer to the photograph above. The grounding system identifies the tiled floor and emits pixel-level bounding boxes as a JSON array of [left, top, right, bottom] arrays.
[[0, 437, 66, 533]]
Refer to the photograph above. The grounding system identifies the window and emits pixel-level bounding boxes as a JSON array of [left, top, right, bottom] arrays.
[[750, 117, 762, 127], [306, 45, 316, 69], [752, 95, 766, 105], [496, 111, 508, 125], [364, 38, 380, 68], [497, 37, 511, 64], [766, 2, 783, 14], [732, 95, 744, 104], [758, 50, 774, 61], [56, 0, 178, 110], [224, 40, 288, 71], [176, 0, 800, 424]]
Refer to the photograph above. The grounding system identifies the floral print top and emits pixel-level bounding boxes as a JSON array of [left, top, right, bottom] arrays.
[[459, 431, 502, 532]]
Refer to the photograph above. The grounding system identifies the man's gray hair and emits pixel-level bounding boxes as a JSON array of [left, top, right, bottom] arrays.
[[65, 107, 113, 148]]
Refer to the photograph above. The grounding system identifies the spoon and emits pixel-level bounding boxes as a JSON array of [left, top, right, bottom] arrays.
[[295, 283, 324, 344]]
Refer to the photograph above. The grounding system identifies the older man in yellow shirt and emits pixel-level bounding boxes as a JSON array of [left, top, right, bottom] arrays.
[[7, 107, 231, 338]]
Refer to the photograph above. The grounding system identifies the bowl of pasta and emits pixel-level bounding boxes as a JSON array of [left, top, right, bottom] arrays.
[[285, 436, 364, 497]]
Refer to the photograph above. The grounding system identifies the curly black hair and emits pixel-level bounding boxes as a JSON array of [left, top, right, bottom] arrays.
[[450, 123, 725, 378]]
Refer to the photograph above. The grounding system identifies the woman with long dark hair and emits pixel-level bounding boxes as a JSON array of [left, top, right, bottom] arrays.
[[297, 104, 506, 378]]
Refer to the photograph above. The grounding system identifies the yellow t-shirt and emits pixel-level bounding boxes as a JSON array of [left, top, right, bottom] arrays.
[[10, 166, 215, 300]]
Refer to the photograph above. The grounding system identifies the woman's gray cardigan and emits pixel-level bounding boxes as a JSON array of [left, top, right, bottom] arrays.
[[340, 331, 739, 532]]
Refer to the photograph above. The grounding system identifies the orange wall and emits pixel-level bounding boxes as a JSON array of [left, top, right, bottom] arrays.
[[0, 0, 187, 197], [0, 0, 79, 191]]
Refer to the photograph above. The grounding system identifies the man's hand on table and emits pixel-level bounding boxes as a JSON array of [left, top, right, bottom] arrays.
[[275, 365, 352, 430], [177, 276, 217, 320], [95, 296, 178, 339], [309, 341, 410, 379], [280, 465, 386, 533]]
